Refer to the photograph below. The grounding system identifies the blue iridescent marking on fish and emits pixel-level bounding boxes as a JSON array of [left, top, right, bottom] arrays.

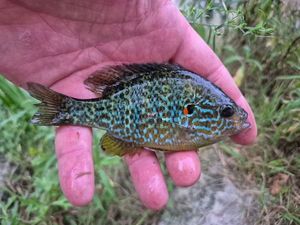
[[28, 63, 250, 155]]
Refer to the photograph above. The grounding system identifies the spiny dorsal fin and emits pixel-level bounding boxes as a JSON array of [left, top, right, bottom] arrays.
[[84, 63, 181, 97], [100, 133, 140, 156]]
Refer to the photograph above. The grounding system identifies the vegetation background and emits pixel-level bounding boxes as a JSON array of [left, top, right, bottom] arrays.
[[0, 0, 299, 224]]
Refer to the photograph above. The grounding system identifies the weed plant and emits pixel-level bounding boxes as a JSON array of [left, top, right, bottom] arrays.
[[0, 0, 299, 224], [182, 0, 300, 224]]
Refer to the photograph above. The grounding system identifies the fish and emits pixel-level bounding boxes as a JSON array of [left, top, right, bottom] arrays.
[[28, 63, 250, 156]]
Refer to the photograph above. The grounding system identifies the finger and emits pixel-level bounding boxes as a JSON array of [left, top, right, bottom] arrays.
[[172, 20, 257, 145], [124, 150, 168, 210], [165, 150, 201, 186], [55, 126, 94, 206], [50, 70, 97, 206]]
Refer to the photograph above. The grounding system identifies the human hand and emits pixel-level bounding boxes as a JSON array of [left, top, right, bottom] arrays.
[[0, 0, 257, 210]]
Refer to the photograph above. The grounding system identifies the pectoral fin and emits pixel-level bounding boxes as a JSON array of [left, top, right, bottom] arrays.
[[100, 133, 140, 156]]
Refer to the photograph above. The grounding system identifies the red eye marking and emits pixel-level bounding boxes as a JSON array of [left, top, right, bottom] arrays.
[[183, 107, 189, 115], [183, 104, 195, 115]]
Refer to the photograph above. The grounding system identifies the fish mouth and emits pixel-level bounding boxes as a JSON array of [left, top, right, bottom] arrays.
[[228, 121, 250, 136], [238, 107, 251, 131], [241, 121, 251, 130]]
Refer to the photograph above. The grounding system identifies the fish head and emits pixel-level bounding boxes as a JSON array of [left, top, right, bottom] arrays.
[[179, 75, 251, 142], [183, 95, 250, 140]]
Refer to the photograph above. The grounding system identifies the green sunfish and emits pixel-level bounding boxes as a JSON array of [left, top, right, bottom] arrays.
[[28, 63, 250, 156]]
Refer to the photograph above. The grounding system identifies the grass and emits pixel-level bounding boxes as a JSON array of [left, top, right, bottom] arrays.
[[0, 78, 161, 224], [1, 0, 300, 224], [182, 0, 300, 224]]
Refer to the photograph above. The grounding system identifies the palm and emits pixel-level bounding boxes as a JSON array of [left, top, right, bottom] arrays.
[[3, 0, 183, 91], [0, 0, 257, 210]]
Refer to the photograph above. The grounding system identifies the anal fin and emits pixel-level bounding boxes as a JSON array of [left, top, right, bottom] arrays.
[[100, 133, 140, 156]]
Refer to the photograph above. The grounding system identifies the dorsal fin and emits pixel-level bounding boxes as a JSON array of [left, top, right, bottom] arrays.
[[84, 63, 181, 97]]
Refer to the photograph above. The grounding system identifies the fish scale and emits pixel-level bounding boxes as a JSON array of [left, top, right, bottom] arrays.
[[28, 63, 250, 156]]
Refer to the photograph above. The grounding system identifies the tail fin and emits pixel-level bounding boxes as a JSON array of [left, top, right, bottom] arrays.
[[28, 82, 68, 126]]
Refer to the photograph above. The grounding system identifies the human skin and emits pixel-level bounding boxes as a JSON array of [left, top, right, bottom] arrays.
[[0, 0, 257, 210]]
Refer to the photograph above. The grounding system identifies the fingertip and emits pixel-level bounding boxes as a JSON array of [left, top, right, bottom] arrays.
[[231, 123, 257, 145], [55, 126, 95, 207], [61, 173, 95, 207], [165, 151, 201, 187], [125, 150, 168, 210]]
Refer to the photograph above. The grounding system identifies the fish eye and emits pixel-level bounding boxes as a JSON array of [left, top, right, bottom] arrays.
[[220, 105, 235, 118], [183, 104, 195, 115]]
